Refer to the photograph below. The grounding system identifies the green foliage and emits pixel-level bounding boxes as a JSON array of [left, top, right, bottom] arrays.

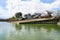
[[15, 12, 22, 18], [9, 16, 16, 20], [9, 12, 22, 20]]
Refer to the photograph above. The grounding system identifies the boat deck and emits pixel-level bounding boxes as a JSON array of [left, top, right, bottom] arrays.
[[20, 18, 54, 23], [11, 17, 59, 24]]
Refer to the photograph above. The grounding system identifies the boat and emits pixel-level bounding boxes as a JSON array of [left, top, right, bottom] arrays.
[[18, 11, 60, 24], [0, 11, 59, 24]]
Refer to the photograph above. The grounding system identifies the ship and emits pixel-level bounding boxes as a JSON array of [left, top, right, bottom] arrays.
[[0, 11, 59, 24], [18, 17, 59, 24], [9, 11, 59, 24]]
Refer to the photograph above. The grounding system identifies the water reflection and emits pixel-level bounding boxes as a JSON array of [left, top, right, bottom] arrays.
[[0, 22, 60, 40], [0, 22, 15, 40], [15, 24, 60, 32], [8, 24, 60, 40]]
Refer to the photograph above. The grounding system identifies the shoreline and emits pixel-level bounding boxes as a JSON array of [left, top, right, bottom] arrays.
[[0, 18, 60, 25]]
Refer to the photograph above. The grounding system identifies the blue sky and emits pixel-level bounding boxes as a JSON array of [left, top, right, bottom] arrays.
[[0, 0, 59, 9], [40, 0, 55, 3], [0, 0, 60, 19], [53, 8, 60, 10], [0, 0, 60, 10], [22, 0, 31, 1], [0, 0, 7, 9]]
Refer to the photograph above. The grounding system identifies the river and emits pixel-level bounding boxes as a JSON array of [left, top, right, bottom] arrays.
[[0, 22, 60, 40]]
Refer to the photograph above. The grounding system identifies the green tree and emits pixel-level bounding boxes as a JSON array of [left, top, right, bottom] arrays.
[[15, 12, 22, 18], [15, 12, 22, 20]]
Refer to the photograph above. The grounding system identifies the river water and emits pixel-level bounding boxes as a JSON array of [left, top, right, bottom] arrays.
[[0, 22, 60, 40]]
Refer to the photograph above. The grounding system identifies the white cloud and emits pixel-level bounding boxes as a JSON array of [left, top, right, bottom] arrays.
[[0, 7, 4, 14], [0, 0, 60, 18]]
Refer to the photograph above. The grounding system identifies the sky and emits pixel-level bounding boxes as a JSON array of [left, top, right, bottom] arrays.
[[0, 0, 60, 19]]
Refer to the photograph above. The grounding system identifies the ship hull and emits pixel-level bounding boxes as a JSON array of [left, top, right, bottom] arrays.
[[20, 19, 59, 24]]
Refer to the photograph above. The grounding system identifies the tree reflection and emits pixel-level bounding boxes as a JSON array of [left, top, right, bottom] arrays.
[[15, 24, 60, 32], [15, 24, 22, 30], [8, 24, 60, 40]]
